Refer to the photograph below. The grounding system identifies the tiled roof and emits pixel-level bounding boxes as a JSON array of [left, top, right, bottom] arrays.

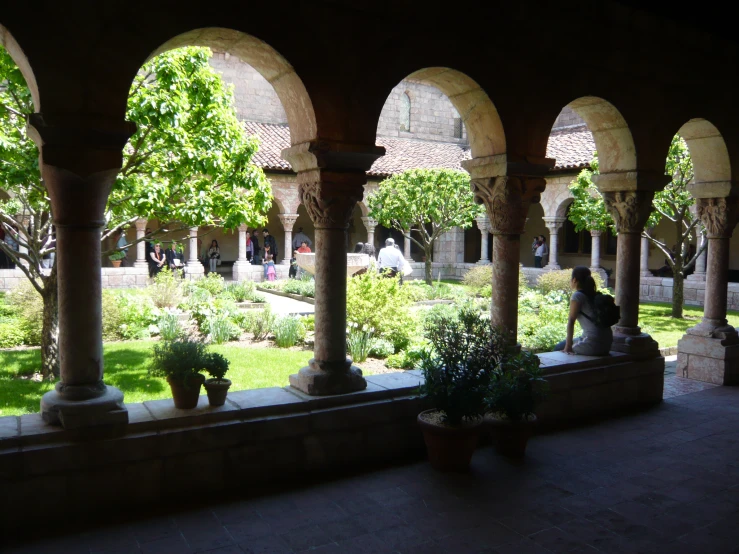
[[243, 121, 596, 177]]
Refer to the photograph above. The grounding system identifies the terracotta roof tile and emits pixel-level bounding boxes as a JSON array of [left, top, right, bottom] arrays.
[[243, 121, 596, 176]]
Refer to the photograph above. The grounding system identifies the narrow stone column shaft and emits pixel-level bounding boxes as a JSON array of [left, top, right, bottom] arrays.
[[278, 214, 298, 264], [134, 218, 147, 267], [615, 231, 642, 329], [640, 235, 651, 276], [404, 232, 412, 260], [314, 226, 348, 362], [361, 217, 377, 248], [590, 230, 602, 268], [491, 234, 520, 331], [704, 237, 730, 322], [695, 235, 707, 275], [475, 215, 490, 263], [188, 227, 199, 262], [543, 217, 565, 269], [237, 224, 247, 261]]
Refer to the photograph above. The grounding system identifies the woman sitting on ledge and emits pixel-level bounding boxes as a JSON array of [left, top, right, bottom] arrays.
[[554, 266, 612, 356]]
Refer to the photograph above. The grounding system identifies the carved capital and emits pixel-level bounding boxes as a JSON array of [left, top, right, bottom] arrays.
[[589, 229, 602, 238], [602, 191, 653, 234], [298, 171, 365, 229], [543, 216, 566, 233], [472, 176, 545, 235], [135, 218, 148, 232], [238, 223, 248, 232], [278, 213, 299, 232], [475, 214, 490, 233], [696, 197, 739, 239], [361, 216, 377, 232]]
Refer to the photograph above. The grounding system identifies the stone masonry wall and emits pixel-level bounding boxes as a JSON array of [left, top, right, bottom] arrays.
[[552, 106, 586, 130]]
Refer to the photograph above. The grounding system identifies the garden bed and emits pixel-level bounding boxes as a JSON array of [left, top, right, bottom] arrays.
[[256, 287, 315, 305]]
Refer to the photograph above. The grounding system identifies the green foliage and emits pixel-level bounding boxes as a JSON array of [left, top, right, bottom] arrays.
[[157, 311, 183, 341], [486, 347, 548, 422], [102, 290, 124, 341], [567, 155, 614, 233], [208, 314, 240, 344], [243, 306, 276, 341], [0, 322, 25, 348], [419, 307, 497, 425], [116, 293, 158, 340], [149, 268, 183, 309], [109, 250, 126, 261], [652, 135, 694, 230], [149, 338, 229, 383], [347, 322, 374, 363], [463, 265, 529, 297], [273, 316, 306, 348], [197, 272, 226, 296], [301, 314, 315, 332], [204, 352, 230, 381], [403, 281, 461, 302], [225, 281, 258, 303], [536, 269, 604, 298], [282, 277, 315, 298], [346, 271, 416, 351], [368, 338, 395, 359], [6, 282, 43, 346]]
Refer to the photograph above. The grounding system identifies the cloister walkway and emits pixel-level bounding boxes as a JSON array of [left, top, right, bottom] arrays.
[[7, 385, 739, 554]]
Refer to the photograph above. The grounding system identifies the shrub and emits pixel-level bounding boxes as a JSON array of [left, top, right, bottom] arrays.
[[157, 311, 182, 341], [102, 290, 124, 341], [225, 281, 257, 303], [486, 344, 548, 422], [244, 306, 276, 341], [301, 314, 315, 332], [273, 315, 306, 348], [0, 321, 25, 348], [117, 293, 158, 340], [347, 322, 374, 362], [7, 281, 43, 346], [368, 338, 395, 359], [149, 338, 228, 383], [283, 278, 315, 298], [537, 269, 604, 297], [347, 271, 416, 352], [208, 314, 240, 344], [197, 272, 226, 296], [463, 265, 492, 290], [421, 303, 459, 329], [386, 341, 429, 369], [149, 268, 182, 308]]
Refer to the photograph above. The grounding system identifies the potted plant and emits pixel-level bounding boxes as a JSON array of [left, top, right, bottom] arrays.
[[149, 338, 208, 409], [485, 338, 549, 459], [202, 351, 231, 407], [109, 250, 126, 268], [417, 307, 495, 472]]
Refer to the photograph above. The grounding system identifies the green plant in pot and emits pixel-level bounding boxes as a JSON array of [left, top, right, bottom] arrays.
[[418, 307, 495, 472], [109, 250, 126, 267], [484, 334, 549, 459], [202, 350, 231, 407], [149, 338, 209, 409]]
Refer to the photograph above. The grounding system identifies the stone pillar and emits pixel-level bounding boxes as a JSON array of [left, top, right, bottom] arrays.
[[30, 114, 132, 429], [278, 213, 298, 264], [543, 217, 565, 270], [403, 230, 412, 260], [134, 218, 148, 268], [186, 226, 204, 277], [361, 216, 377, 249], [590, 230, 602, 269], [600, 188, 659, 356], [687, 233, 707, 282], [678, 197, 739, 384], [475, 215, 490, 264], [232, 224, 251, 281], [471, 174, 547, 340], [640, 235, 652, 277]]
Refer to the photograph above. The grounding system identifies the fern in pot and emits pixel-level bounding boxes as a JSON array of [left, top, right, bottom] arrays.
[[417, 307, 496, 472]]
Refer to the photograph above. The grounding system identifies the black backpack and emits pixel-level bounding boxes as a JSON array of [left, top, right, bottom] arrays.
[[580, 292, 620, 328]]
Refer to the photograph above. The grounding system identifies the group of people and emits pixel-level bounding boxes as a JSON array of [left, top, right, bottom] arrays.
[[532, 235, 549, 268], [146, 233, 185, 278]]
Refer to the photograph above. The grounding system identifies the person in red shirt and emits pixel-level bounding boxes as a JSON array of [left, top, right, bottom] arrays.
[[297, 240, 311, 253]]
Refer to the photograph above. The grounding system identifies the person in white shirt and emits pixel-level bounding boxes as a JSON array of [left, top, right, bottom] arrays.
[[534, 235, 549, 268], [377, 238, 405, 279], [292, 228, 312, 250]]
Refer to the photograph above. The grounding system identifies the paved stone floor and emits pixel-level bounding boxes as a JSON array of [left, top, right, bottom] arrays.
[[259, 290, 315, 316], [8, 385, 739, 554]]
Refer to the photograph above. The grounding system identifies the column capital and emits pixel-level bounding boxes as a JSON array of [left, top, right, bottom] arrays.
[[361, 216, 377, 230], [589, 229, 603, 237], [543, 216, 566, 232], [602, 190, 654, 234], [472, 175, 546, 235], [298, 169, 365, 230], [278, 213, 299, 231], [135, 218, 148, 232], [238, 223, 248, 232], [475, 214, 490, 233], [696, 197, 739, 239]]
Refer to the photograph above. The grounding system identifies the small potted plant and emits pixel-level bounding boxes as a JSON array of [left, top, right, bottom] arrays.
[[485, 337, 549, 459], [417, 307, 495, 472], [109, 250, 126, 268], [202, 351, 231, 407], [149, 338, 208, 409]]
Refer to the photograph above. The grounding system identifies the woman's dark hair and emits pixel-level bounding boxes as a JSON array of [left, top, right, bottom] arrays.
[[210, 240, 219, 248], [362, 243, 376, 257], [571, 266, 596, 297], [353, 242, 364, 253]]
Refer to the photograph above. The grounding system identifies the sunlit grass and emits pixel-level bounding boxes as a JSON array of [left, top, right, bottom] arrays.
[[639, 302, 739, 350]]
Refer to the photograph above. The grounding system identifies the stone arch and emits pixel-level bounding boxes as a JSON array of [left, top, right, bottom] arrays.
[[0, 24, 40, 111], [146, 28, 317, 146], [357, 200, 370, 217], [384, 67, 505, 160], [564, 97, 636, 174], [677, 118, 732, 197], [555, 196, 574, 219]]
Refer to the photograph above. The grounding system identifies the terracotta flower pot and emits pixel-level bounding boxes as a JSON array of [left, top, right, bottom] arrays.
[[417, 409, 482, 472], [111, 260, 122, 268], [204, 378, 232, 407], [167, 373, 205, 409], [485, 412, 537, 459]]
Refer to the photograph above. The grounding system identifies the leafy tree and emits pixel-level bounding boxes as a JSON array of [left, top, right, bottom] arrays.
[[567, 136, 704, 319], [0, 45, 272, 378], [366, 168, 482, 284]]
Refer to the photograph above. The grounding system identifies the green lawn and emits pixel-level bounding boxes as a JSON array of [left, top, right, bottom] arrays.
[[639, 302, 739, 350], [0, 341, 313, 417]]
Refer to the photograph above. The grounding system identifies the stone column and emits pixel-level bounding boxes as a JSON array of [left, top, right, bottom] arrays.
[[30, 115, 132, 429], [278, 213, 298, 264], [590, 230, 602, 269], [403, 231, 412, 260], [361, 216, 377, 248], [471, 174, 546, 340], [678, 197, 739, 384], [232, 224, 251, 281], [600, 188, 659, 356], [186, 226, 204, 277], [640, 235, 652, 277], [475, 215, 490, 264], [543, 217, 565, 270], [134, 218, 148, 268], [687, 233, 707, 282]]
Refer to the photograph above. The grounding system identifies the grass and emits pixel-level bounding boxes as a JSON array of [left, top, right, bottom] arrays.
[[639, 302, 739, 350], [0, 341, 314, 417]]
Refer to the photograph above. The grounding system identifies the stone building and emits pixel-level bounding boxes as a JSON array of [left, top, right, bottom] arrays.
[[3, 0, 739, 541]]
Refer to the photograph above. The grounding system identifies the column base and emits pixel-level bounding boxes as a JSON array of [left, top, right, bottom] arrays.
[[639, 271, 653, 277], [232, 260, 251, 281], [41, 383, 128, 429], [677, 333, 739, 385], [186, 262, 205, 278], [476, 259, 491, 265], [686, 273, 707, 282], [289, 358, 367, 396], [133, 261, 149, 269], [611, 327, 660, 358], [544, 263, 561, 270]]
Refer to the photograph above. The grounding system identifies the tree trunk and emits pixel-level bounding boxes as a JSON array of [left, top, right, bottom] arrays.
[[40, 265, 59, 379], [424, 247, 433, 285], [672, 265, 684, 319]]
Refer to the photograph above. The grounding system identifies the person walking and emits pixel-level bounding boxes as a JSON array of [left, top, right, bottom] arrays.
[[377, 238, 405, 279], [207, 240, 221, 274]]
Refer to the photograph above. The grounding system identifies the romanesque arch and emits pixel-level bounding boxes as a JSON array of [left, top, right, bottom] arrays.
[[677, 118, 732, 197], [148, 28, 317, 146], [0, 24, 39, 111]]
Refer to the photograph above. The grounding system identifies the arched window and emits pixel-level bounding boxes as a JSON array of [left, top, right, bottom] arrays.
[[399, 92, 411, 132]]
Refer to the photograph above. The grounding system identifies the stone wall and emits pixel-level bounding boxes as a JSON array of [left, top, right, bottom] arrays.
[[552, 106, 586, 130]]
